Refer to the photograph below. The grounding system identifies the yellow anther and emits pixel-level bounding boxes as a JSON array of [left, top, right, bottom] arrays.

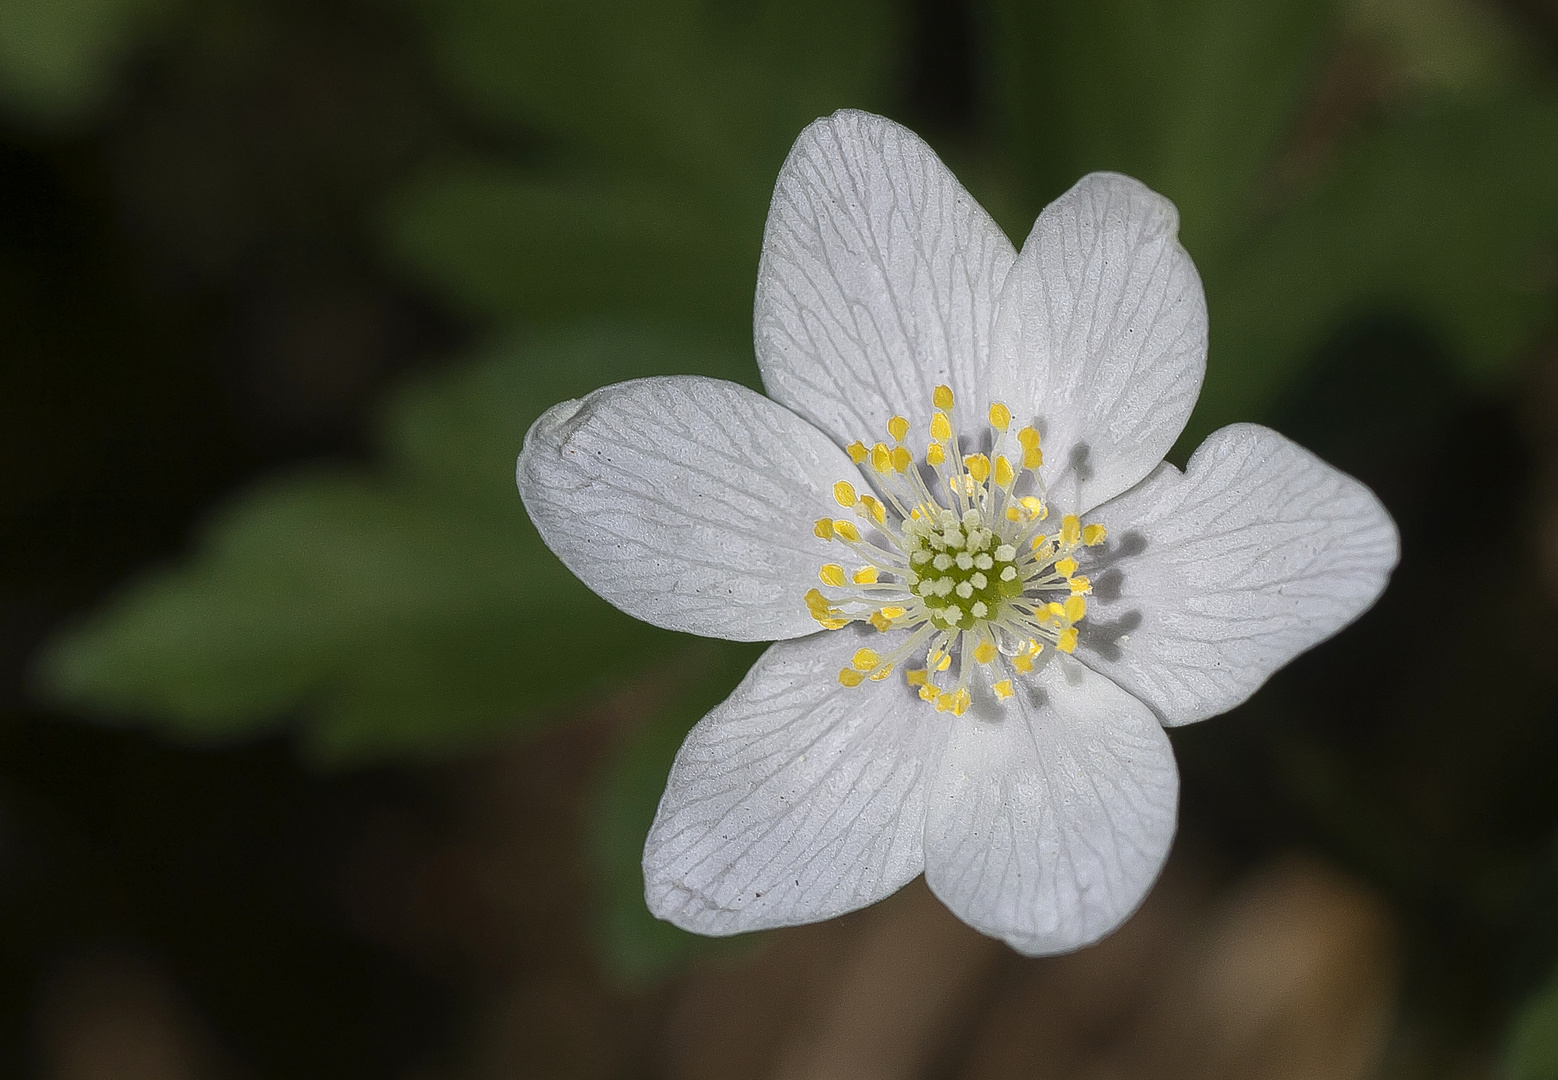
[[819, 564, 847, 587], [860, 495, 886, 524], [933, 385, 954, 410], [965, 454, 990, 482], [973, 640, 998, 664], [994, 455, 1015, 489], [838, 668, 865, 687], [919, 683, 939, 702], [1031, 534, 1049, 551], [993, 679, 1014, 700], [1023, 446, 1044, 470], [834, 481, 858, 507], [879, 606, 907, 619], [820, 618, 848, 629], [1056, 628, 1078, 653], [813, 518, 835, 540], [1054, 557, 1078, 577], [1068, 576, 1091, 595], [1017, 426, 1041, 449], [891, 446, 913, 472], [1012, 652, 1034, 673], [948, 689, 971, 716], [888, 416, 910, 442], [1045, 601, 1067, 619], [833, 520, 860, 542], [926, 442, 946, 466], [1060, 515, 1082, 546], [1005, 506, 1021, 522], [871, 442, 892, 473], [1019, 496, 1045, 518], [852, 648, 880, 671], [935, 653, 951, 672], [1082, 523, 1108, 546], [852, 566, 879, 585], [930, 413, 951, 441], [804, 588, 829, 612], [906, 669, 928, 687], [847, 441, 868, 464], [1064, 595, 1087, 622], [869, 611, 893, 632], [988, 402, 1011, 431], [869, 666, 894, 681]]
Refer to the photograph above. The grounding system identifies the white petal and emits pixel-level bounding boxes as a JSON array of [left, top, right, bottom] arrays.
[[644, 631, 950, 935], [923, 658, 1178, 956], [755, 109, 1017, 447], [989, 173, 1207, 514], [517, 376, 865, 641], [1080, 423, 1399, 727]]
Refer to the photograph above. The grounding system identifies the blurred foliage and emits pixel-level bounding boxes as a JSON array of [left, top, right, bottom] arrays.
[[385, 0, 902, 334], [1510, 972, 1558, 1079], [0, 0, 171, 123], [993, 0, 1558, 446], [38, 326, 755, 761]]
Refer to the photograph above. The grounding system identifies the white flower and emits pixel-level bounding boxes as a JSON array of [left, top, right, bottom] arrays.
[[516, 110, 1398, 956]]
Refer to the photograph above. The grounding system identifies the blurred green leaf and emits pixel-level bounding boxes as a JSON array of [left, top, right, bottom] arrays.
[[586, 639, 766, 987], [1509, 972, 1558, 1079], [1200, 95, 1558, 439], [36, 324, 758, 762], [0, 0, 169, 123], [385, 0, 901, 331], [993, 0, 1558, 445]]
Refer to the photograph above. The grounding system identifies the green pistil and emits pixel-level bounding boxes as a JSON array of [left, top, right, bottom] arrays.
[[906, 516, 1022, 631]]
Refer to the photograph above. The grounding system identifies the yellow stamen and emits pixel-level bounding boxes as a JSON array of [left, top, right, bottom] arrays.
[[847, 441, 869, 465], [933, 385, 954, 410], [871, 443, 892, 473], [819, 564, 847, 587], [852, 566, 879, 584], [1023, 446, 1043, 470], [1064, 595, 1087, 622], [813, 518, 835, 540], [1082, 523, 1108, 546], [869, 611, 893, 632], [906, 669, 928, 687], [834, 481, 858, 507], [838, 668, 865, 687], [833, 520, 860, 542], [1060, 515, 1081, 547], [965, 454, 990, 482], [973, 640, 997, 664], [988, 402, 1011, 431], [993, 679, 1014, 700], [1055, 557, 1078, 577], [1019, 496, 1045, 518], [1056, 628, 1078, 653], [994, 456, 1015, 489], [888, 416, 909, 442], [926, 442, 945, 466], [852, 648, 879, 671], [1016, 426, 1040, 450], [879, 606, 907, 618], [891, 446, 913, 472], [930, 413, 951, 441]]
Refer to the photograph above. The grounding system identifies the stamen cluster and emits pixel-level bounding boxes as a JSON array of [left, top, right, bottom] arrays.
[[805, 385, 1107, 715]]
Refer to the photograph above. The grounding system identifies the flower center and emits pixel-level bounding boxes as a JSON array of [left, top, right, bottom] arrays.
[[805, 385, 1107, 716]]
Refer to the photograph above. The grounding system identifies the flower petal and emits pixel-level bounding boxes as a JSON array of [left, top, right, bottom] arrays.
[[1080, 423, 1399, 727], [923, 658, 1178, 956], [989, 173, 1207, 514], [755, 109, 1017, 447], [644, 630, 950, 935], [517, 375, 866, 641]]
